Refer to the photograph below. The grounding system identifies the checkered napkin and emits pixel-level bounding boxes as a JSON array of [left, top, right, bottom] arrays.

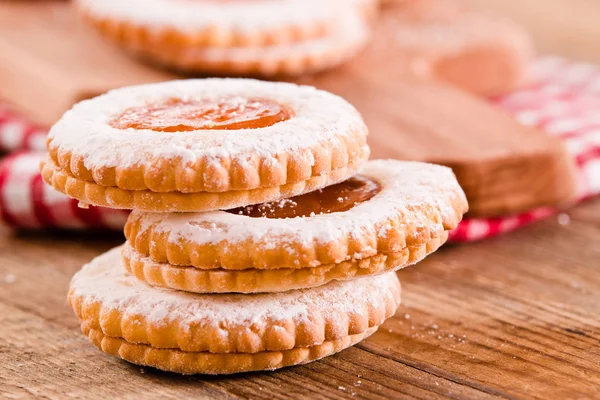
[[0, 151, 128, 230], [0, 105, 128, 230], [1, 57, 599, 238]]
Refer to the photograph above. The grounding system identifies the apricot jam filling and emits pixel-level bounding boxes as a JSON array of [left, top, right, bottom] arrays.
[[110, 97, 291, 132], [228, 176, 382, 219]]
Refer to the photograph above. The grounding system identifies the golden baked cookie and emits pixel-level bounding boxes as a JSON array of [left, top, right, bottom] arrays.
[[43, 79, 370, 212], [380, 0, 532, 96], [122, 159, 467, 292], [83, 325, 376, 375], [121, 234, 445, 293], [76, 0, 374, 76], [69, 247, 401, 374]]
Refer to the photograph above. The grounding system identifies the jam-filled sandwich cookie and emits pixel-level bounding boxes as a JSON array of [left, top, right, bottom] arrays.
[[69, 247, 401, 375], [382, 0, 532, 96], [75, 0, 375, 76], [41, 79, 370, 212], [123, 160, 468, 293]]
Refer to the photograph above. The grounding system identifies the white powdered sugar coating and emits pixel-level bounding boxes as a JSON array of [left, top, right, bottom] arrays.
[[187, 9, 368, 62], [133, 159, 465, 247], [71, 247, 400, 326], [48, 79, 367, 170], [76, 0, 341, 33]]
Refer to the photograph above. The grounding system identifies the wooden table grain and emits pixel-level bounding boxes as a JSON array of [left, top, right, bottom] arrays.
[[1, 199, 599, 399], [1, 1, 600, 399]]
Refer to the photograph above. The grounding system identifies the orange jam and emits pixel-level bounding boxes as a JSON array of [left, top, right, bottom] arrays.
[[228, 176, 381, 219], [110, 97, 291, 132]]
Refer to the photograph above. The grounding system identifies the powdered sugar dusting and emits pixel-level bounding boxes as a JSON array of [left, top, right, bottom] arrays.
[[76, 0, 340, 33], [48, 79, 367, 171], [71, 247, 400, 328], [188, 9, 369, 62]]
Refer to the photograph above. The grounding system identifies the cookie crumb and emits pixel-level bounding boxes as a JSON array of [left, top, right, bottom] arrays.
[[140, 368, 145, 374], [557, 213, 571, 226], [4, 274, 16, 284]]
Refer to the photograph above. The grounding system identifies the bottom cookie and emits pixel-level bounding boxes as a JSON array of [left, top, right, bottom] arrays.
[[69, 248, 402, 374], [83, 324, 377, 375]]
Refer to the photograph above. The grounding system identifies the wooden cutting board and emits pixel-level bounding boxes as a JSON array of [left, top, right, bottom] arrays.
[[0, 1, 578, 217]]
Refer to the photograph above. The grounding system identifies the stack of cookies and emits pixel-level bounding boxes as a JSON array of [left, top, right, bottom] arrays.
[[41, 78, 468, 374]]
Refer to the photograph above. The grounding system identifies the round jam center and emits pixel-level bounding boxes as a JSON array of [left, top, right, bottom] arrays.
[[228, 176, 382, 219], [111, 97, 291, 132]]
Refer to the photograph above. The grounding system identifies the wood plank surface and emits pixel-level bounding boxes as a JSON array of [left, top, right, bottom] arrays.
[[0, 1, 579, 217], [1, 1, 600, 399], [1, 199, 599, 399]]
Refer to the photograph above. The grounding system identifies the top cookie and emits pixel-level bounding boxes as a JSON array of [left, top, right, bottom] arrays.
[[43, 79, 370, 212]]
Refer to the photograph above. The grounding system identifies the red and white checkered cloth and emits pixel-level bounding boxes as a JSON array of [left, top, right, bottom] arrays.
[[0, 151, 128, 230], [0, 104, 47, 153], [0, 104, 128, 230], [1, 57, 599, 238]]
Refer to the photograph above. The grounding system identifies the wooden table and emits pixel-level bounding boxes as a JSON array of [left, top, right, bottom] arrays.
[[2, 199, 599, 399], [2, 1, 600, 399]]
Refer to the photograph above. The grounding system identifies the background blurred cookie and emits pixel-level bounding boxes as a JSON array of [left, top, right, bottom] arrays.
[[76, 0, 376, 77], [377, 0, 533, 96]]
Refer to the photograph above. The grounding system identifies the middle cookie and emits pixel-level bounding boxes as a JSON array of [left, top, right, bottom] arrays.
[[124, 159, 468, 293]]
